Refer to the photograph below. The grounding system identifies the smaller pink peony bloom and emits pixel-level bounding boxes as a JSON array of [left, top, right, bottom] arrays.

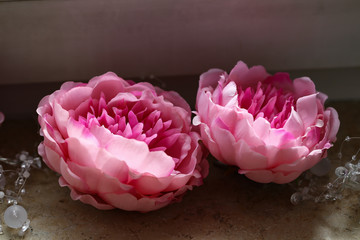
[[37, 72, 208, 212], [194, 61, 340, 184]]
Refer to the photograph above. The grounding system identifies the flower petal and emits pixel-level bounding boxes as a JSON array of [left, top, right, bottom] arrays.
[[296, 93, 318, 129], [228, 61, 269, 87], [234, 140, 268, 170], [199, 69, 225, 90], [293, 77, 316, 99], [283, 107, 304, 137], [59, 179, 113, 210]]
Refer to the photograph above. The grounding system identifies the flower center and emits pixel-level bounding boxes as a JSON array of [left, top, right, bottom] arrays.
[[76, 93, 182, 153], [238, 81, 294, 128], [214, 78, 295, 129]]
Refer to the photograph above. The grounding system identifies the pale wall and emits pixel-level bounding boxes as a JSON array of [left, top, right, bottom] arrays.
[[0, 0, 359, 85]]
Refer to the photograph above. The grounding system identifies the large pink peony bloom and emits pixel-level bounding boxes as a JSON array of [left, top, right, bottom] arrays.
[[37, 72, 208, 212], [194, 61, 339, 184]]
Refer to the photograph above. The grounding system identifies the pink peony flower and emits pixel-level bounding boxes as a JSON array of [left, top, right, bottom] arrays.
[[37, 72, 208, 212], [194, 61, 340, 184]]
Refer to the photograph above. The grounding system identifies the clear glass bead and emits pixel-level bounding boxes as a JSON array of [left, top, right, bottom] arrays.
[[345, 162, 356, 171], [18, 219, 30, 236], [335, 167, 348, 177], [290, 192, 302, 205], [15, 178, 24, 188], [4, 205, 28, 229], [324, 194, 332, 200], [23, 171, 30, 179], [32, 158, 42, 169]]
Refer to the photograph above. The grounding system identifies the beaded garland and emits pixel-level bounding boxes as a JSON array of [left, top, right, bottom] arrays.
[[291, 136, 360, 205], [0, 151, 41, 236]]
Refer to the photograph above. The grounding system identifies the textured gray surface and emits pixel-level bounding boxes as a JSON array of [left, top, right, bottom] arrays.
[[0, 101, 359, 240]]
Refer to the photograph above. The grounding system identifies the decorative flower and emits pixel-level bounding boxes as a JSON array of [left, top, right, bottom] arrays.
[[37, 72, 208, 212], [194, 61, 340, 184]]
